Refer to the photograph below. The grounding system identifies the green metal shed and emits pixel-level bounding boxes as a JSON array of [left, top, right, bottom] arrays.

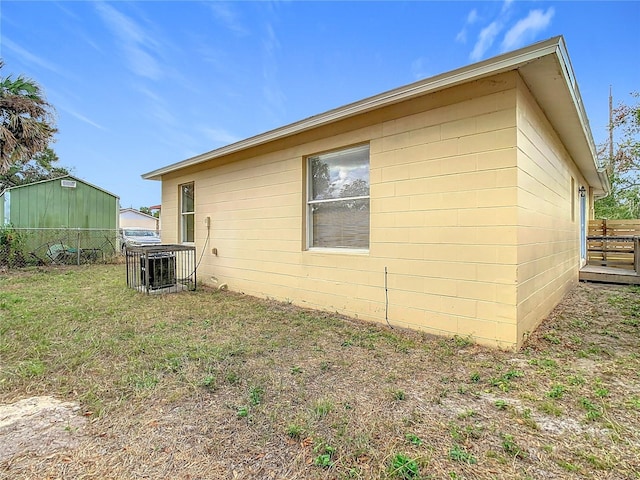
[[0, 175, 119, 260]]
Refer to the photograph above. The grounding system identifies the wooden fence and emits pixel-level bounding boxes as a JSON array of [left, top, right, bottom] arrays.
[[587, 219, 640, 270]]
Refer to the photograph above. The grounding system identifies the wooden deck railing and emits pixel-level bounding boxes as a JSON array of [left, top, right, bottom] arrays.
[[587, 220, 640, 271]]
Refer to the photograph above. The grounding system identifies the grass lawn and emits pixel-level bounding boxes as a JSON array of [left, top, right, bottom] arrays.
[[0, 265, 639, 479]]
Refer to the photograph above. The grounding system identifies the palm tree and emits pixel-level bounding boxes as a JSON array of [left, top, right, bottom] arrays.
[[0, 61, 56, 174]]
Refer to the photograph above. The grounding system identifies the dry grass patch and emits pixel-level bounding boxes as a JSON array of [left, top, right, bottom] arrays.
[[0, 265, 639, 479]]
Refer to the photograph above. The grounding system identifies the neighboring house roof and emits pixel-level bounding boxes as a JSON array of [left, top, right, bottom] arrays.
[[142, 36, 609, 196], [0, 174, 120, 200], [119, 208, 158, 221]]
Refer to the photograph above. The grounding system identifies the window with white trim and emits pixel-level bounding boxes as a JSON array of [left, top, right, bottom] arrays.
[[307, 144, 370, 249], [180, 182, 195, 243]]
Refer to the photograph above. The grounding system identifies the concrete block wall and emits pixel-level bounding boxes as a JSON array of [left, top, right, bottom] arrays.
[[514, 76, 586, 345], [158, 70, 583, 349]]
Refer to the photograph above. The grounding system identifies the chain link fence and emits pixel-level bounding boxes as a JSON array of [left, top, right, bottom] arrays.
[[0, 226, 120, 268]]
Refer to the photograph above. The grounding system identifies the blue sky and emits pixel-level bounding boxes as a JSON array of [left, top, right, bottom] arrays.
[[1, 1, 638, 209]]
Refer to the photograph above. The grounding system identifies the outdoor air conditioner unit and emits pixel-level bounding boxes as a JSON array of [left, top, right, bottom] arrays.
[[125, 244, 196, 294], [61, 180, 77, 188], [140, 252, 177, 290]]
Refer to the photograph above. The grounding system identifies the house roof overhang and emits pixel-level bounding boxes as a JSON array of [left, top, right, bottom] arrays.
[[142, 36, 608, 196]]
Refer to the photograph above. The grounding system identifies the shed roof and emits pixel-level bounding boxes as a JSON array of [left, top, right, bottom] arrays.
[[142, 36, 608, 196], [0, 174, 120, 200]]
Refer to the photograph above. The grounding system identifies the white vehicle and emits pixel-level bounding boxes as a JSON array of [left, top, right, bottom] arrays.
[[119, 228, 161, 251]]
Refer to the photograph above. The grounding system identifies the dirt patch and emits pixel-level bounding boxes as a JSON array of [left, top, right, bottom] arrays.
[[0, 396, 87, 462]]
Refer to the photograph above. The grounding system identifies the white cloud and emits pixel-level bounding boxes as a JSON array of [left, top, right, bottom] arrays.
[[411, 57, 430, 80], [1, 37, 68, 77], [261, 23, 286, 121], [501, 8, 555, 51], [465, 0, 517, 60], [207, 2, 249, 36], [200, 127, 240, 146], [63, 108, 106, 130], [455, 8, 478, 43], [501, 0, 514, 14], [94, 2, 162, 80], [470, 21, 502, 61]]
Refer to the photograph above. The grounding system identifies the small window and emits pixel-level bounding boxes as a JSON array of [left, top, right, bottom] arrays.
[[180, 182, 195, 243], [307, 145, 370, 249]]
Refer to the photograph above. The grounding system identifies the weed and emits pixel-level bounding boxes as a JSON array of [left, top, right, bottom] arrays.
[[519, 410, 539, 430], [453, 334, 473, 347], [570, 319, 589, 329], [490, 370, 523, 392], [542, 331, 561, 345], [547, 384, 566, 399], [501, 433, 528, 459], [568, 374, 586, 386], [18, 359, 46, 378], [130, 372, 159, 390], [579, 398, 602, 421], [225, 371, 240, 385], [237, 406, 249, 418], [557, 460, 580, 472], [405, 433, 423, 446], [495, 399, 508, 410], [570, 334, 583, 345], [346, 467, 362, 478], [313, 443, 335, 468], [162, 355, 183, 373], [314, 453, 333, 468], [470, 371, 480, 383], [286, 423, 304, 439], [530, 358, 558, 370], [290, 365, 303, 374], [599, 329, 619, 339], [607, 294, 625, 308], [249, 386, 264, 406], [320, 361, 329, 372], [539, 401, 563, 416], [457, 409, 476, 419], [625, 396, 640, 409], [449, 444, 477, 464], [313, 399, 334, 418], [450, 423, 483, 441], [388, 453, 420, 479], [392, 389, 406, 401], [595, 387, 609, 398], [199, 375, 216, 390]]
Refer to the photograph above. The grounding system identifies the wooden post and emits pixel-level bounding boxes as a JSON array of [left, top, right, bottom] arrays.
[[635, 236, 640, 274]]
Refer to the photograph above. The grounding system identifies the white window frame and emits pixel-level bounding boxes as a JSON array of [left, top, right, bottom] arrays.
[[180, 182, 195, 244], [306, 144, 370, 252]]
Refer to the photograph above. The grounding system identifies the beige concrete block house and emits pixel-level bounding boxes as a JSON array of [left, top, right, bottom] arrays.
[[143, 36, 609, 349]]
